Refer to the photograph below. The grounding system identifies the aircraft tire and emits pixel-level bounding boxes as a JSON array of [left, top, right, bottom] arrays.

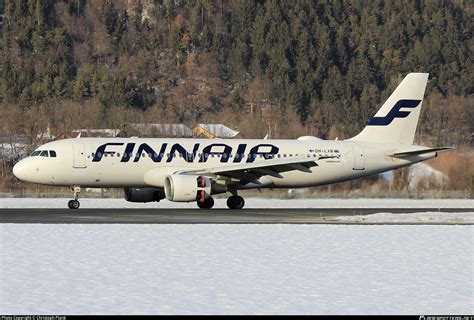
[[197, 197, 214, 209], [227, 196, 245, 209], [68, 200, 80, 209]]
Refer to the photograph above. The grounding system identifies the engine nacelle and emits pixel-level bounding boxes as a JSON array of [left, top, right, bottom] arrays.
[[123, 187, 165, 203], [164, 175, 212, 202]]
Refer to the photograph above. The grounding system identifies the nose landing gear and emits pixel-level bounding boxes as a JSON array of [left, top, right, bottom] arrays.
[[68, 186, 81, 209]]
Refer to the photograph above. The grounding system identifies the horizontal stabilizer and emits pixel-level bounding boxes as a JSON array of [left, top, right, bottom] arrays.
[[389, 147, 454, 158]]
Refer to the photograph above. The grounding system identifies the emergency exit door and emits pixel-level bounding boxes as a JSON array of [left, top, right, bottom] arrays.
[[73, 143, 87, 168]]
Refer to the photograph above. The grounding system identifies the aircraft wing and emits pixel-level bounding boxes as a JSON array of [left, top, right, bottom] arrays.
[[177, 156, 318, 183]]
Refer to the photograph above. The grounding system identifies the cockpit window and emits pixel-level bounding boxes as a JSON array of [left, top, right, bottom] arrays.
[[49, 150, 57, 157], [31, 151, 41, 156], [40, 150, 49, 157]]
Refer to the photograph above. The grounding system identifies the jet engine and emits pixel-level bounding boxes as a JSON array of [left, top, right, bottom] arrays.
[[164, 174, 212, 202], [123, 187, 165, 202]]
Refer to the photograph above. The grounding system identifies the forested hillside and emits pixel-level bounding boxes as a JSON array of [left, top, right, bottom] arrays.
[[0, 0, 472, 145]]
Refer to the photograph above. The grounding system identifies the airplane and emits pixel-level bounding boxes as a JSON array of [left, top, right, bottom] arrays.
[[13, 73, 451, 209]]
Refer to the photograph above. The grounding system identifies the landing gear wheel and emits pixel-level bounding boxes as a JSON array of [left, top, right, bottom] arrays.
[[68, 186, 81, 209], [68, 199, 80, 209], [197, 197, 214, 209], [227, 196, 245, 209]]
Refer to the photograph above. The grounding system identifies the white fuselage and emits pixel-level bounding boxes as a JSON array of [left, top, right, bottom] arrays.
[[11, 73, 439, 209], [13, 137, 435, 189]]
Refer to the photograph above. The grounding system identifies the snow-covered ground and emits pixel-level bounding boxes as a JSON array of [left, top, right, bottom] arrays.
[[0, 142, 27, 159], [408, 162, 447, 190], [334, 211, 474, 224], [1, 198, 472, 313], [1, 197, 473, 209], [0, 224, 472, 314]]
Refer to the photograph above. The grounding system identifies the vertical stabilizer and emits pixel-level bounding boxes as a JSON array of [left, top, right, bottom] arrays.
[[349, 73, 429, 144]]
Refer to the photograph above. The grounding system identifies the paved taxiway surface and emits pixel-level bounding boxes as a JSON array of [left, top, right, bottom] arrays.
[[0, 208, 472, 224]]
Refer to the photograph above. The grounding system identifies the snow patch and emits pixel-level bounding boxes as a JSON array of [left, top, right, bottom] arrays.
[[408, 162, 448, 190], [333, 212, 474, 223]]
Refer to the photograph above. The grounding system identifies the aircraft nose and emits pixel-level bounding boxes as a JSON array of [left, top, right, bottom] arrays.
[[13, 160, 28, 181]]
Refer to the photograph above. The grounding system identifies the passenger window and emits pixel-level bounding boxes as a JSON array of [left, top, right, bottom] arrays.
[[40, 151, 48, 157], [49, 150, 57, 157]]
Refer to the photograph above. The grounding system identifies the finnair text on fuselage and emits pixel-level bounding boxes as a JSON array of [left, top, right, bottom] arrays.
[[92, 142, 281, 163]]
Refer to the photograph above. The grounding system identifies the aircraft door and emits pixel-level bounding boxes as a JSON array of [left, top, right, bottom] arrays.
[[73, 143, 87, 168], [352, 145, 365, 170]]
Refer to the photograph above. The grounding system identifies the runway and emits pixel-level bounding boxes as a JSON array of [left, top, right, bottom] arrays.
[[0, 208, 472, 224]]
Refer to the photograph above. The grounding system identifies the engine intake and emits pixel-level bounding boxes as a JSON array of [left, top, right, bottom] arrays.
[[123, 187, 165, 203], [164, 175, 212, 202]]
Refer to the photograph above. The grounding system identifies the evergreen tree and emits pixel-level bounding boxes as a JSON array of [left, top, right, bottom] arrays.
[[0, 0, 470, 142]]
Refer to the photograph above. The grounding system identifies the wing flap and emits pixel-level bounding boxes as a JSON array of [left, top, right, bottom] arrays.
[[178, 156, 318, 181]]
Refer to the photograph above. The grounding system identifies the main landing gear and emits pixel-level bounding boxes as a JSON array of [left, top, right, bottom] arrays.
[[227, 195, 245, 210], [196, 194, 245, 209], [68, 186, 81, 209], [197, 196, 214, 209]]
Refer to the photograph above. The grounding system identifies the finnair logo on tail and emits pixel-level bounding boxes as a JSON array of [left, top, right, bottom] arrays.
[[368, 99, 421, 126]]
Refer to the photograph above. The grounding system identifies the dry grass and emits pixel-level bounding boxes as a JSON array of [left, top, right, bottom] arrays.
[[427, 149, 474, 191]]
